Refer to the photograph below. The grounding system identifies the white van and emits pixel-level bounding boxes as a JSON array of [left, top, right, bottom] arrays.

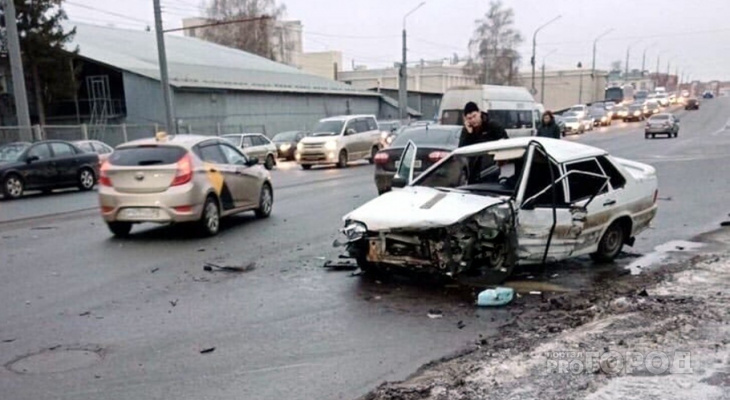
[[438, 85, 538, 138], [295, 115, 381, 170]]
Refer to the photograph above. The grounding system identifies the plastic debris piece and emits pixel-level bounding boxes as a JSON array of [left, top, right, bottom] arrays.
[[477, 287, 514, 307]]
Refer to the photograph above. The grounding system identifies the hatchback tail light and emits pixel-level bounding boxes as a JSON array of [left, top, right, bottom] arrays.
[[428, 151, 450, 162], [171, 154, 193, 186], [373, 152, 389, 165], [99, 161, 112, 186]]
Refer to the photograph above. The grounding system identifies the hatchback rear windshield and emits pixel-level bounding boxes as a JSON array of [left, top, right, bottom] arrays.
[[650, 115, 670, 120], [109, 146, 187, 166]]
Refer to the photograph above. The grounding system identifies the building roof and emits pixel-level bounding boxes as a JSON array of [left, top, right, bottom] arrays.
[[66, 22, 376, 96], [453, 136, 606, 163]]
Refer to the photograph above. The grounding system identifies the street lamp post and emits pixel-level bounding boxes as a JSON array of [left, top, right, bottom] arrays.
[[541, 49, 557, 104], [530, 15, 562, 95], [399, 2, 426, 121], [641, 42, 658, 75], [591, 28, 613, 101], [624, 40, 642, 78], [577, 62, 584, 104]]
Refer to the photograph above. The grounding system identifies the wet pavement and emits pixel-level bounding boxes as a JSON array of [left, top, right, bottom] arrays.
[[1, 98, 730, 399]]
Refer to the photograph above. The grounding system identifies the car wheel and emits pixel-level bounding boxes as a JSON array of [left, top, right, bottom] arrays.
[[107, 222, 132, 238], [368, 146, 378, 164], [591, 222, 625, 263], [255, 183, 273, 218], [652, 134, 656, 139], [197, 196, 220, 237], [301, 164, 312, 170], [337, 150, 348, 168], [2, 174, 24, 199], [645, 133, 650, 139], [77, 168, 95, 191], [264, 154, 275, 170]]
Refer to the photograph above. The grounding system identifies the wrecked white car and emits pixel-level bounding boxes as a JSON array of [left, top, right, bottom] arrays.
[[340, 137, 658, 282]]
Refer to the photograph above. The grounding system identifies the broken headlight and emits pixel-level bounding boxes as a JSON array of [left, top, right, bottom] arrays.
[[342, 221, 368, 242]]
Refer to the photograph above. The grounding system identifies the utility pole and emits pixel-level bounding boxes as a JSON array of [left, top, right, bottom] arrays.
[[3, 0, 33, 141], [591, 29, 613, 101], [400, 2, 425, 121], [577, 62, 584, 104], [531, 15, 562, 96], [153, 0, 176, 133], [541, 49, 556, 104]]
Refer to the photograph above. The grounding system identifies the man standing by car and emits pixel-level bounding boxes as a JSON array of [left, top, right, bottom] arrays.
[[459, 102, 508, 147], [459, 102, 508, 184]]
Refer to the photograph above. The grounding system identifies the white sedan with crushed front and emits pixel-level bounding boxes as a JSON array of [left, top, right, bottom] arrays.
[[338, 137, 658, 283]]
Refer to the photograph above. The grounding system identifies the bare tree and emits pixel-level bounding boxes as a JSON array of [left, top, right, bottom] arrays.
[[202, 0, 287, 61], [610, 60, 622, 73], [465, 0, 523, 85]]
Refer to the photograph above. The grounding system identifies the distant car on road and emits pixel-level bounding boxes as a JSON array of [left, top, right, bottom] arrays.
[[0, 140, 99, 200], [98, 134, 273, 237], [562, 116, 586, 135], [590, 108, 612, 126], [222, 133, 277, 170], [271, 131, 308, 161], [373, 125, 461, 195], [568, 104, 588, 119], [612, 105, 628, 120], [624, 104, 645, 122], [645, 113, 680, 139], [703, 91, 714, 99], [655, 93, 670, 107], [295, 115, 381, 170], [685, 98, 700, 110], [643, 102, 661, 118], [74, 140, 114, 165]]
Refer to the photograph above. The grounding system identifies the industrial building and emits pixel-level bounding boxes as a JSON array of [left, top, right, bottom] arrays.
[[518, 69, 609, 112]]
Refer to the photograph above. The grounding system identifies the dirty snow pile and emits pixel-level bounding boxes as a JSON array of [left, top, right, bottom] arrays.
[[362, 255, 730, 400]]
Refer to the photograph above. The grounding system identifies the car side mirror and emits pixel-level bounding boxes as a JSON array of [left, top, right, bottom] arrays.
[[346, 129, 356, 136], [392, 174, 408, 189], [26, 155, 39, 164], [247, 157, 259, 166]]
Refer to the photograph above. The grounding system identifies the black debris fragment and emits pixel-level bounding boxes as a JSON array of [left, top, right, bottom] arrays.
[[721, 221, 730, 227], [48, 345, 61, 351], [169, 299, 178, 307], [638, 288, 649, 297], [457, 321, 466, 329], [150, 267, 160, 274], [200, 347, 216, 354], [2, 338, 16, 343], [203, 265, 213, 272], [31, 226, 57, 230], [204, 262, 256, 273], [79, 311, 91, 317]]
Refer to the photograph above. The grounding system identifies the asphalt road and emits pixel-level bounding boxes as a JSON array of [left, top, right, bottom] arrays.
[[1, 97, 729, 400]]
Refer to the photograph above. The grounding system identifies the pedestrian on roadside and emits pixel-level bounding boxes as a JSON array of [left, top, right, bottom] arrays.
[[459, 101, 508, 147], [536, 111, 561, 139]]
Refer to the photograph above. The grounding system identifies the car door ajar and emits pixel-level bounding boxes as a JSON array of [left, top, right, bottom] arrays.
[[514, 145, 580, 264], [219, 143, 260, 209]]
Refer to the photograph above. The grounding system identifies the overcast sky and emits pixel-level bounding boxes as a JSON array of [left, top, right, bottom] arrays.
[[65, 0, 730, 81]]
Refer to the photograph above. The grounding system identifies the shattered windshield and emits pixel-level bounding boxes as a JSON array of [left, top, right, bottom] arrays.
[[414, 147, 527, 196], [0, 143, 29, 163], [311, 121, 344, 136]]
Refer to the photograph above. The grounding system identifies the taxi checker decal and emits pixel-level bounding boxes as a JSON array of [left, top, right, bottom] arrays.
[[203, 162, 236, 211]]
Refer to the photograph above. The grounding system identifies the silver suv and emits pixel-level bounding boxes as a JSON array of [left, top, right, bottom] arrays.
[[295, 115, 381, 170]]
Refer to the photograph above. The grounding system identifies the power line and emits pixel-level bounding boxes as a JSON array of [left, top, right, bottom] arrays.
[[66, 1, 152, 25]]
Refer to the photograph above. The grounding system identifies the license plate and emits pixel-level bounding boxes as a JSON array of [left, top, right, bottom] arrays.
[[395, 160, 422, 169], [119, 207, 160, 220]]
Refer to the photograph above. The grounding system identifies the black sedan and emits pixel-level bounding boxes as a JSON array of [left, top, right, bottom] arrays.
[[685, 98, 700, 110], [373, 125, 461, 195], [623, 105, 646, 122], [0, 140, 100, 200], [272, 131, 307, 160]]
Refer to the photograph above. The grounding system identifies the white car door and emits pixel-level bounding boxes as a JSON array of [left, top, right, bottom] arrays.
[[515, 145, 583, 264]]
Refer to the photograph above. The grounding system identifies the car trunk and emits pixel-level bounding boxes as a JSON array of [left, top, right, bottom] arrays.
[[107, 145, 187, 193]]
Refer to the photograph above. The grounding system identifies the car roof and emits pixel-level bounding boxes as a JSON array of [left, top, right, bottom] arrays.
[[453, 137, 607, 163], [118, 134, 223, 149], [650, 113, 672, 117], [320, 114, 376, 122]]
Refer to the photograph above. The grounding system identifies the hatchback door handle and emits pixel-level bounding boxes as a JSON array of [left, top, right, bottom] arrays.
[[603, 199, 616, 207]]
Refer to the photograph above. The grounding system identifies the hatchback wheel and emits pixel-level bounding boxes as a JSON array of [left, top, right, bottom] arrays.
[[107, 222, 132, 237], [198, 196, 220, 236], [2, 174, 24, 199], [255, 183, 273, 218], [264, 154, 275, 170], [78, 168, 95, 191]]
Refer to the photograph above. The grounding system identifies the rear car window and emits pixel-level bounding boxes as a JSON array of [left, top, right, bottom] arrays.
[[109, 146, 187, 166], [392, 128, 459, 147]]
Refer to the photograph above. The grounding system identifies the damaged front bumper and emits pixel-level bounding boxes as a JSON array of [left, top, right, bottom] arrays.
[[340, 203, 517, 278]]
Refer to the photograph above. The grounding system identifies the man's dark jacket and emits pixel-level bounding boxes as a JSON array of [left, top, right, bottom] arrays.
[[458, 112, 509, 147]]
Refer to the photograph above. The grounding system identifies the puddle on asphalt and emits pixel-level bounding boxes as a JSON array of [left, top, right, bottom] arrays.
[[625, 240, 705, 275]]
